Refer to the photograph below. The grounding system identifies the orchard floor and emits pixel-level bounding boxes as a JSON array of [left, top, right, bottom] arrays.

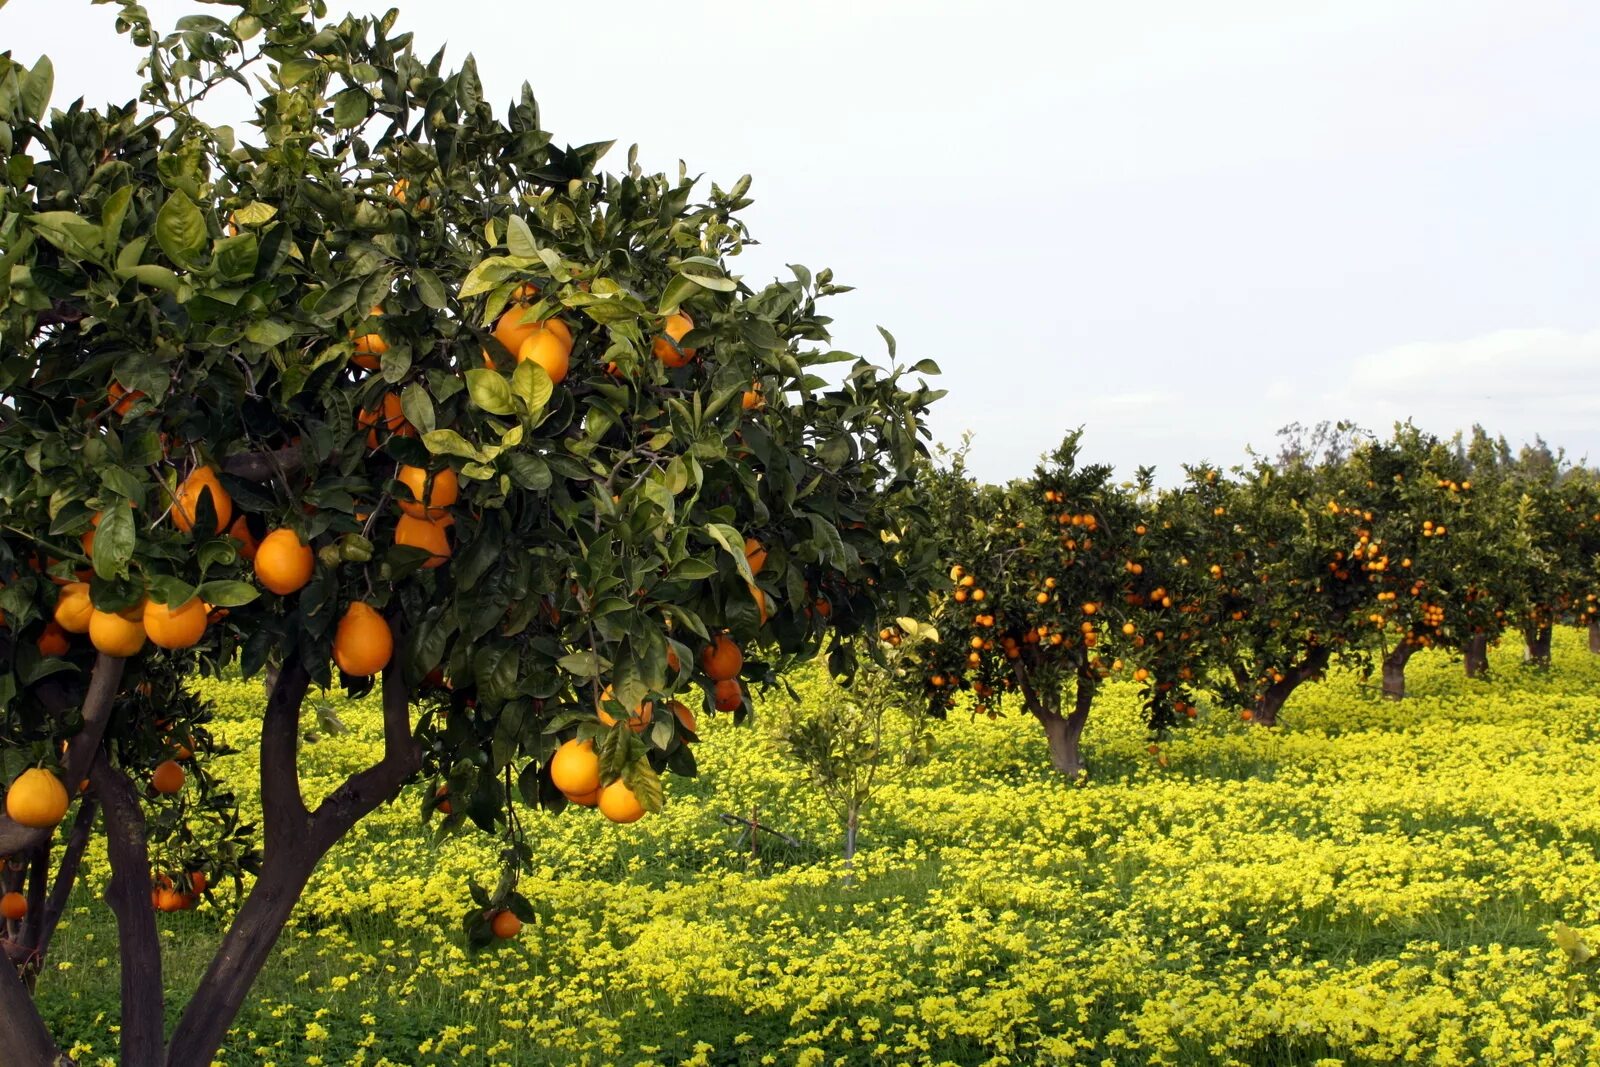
[[32, 632, 1600, 1066]]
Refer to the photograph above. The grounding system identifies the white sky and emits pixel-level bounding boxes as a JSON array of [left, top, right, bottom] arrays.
[[6, 0, 1599, 482]]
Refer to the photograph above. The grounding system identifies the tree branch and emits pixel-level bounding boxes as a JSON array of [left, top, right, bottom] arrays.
[[15, 843, 50, 970], [33, 794, 98, 964], [221, 444, 310, 482], [0, 948, 66, 1066], [260, 659, 312, 857], [167, 653, 418, 1066], [0, 655, 125, 856], [91, 760, 165, 1067]]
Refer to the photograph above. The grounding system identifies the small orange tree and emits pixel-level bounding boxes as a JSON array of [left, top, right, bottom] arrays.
[[916, 432, 1161, 776], [0, 4, 940, 1064]]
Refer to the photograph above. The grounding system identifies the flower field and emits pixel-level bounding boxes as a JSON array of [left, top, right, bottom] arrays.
[[32, 634, 1600, 1066]]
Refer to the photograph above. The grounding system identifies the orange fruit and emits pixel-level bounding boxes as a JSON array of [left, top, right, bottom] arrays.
[[395, 514, 453, 568], [669, 700, 696, 734], [333, 601, 393, 676], [357, 393, 414, 449], [54, 582, 93, 634], [597, 685, 653, 733], [255, 528, 315, 594], [549, 739, 601, 796], [107, 380, 144, 417], [491, 910, 523, 939], [741, 383, 764, 410], [143, 597, 208, 650], [700, 633, 742, 681], [397, 466, 459, 518], [743, 538, 767, 574], [35, 622, 70, 657], [5, 768, 69, 828], [0, 892, 26, 921], [351, 306, 387, 370], [435, 785, 453, 815], [228, 516, 260, 561], [90, 604, 146, 657], [151, 760, 185, 795], [652, 311, 695, 367], [172, 466, 232, 536], [517, 328, 570, 384], [565, 786, 600, 807], [747, 582, 768, 626], [81, 505, 130, 557], [187, 871, 207, 895], [598, 779, 646, 824], [713, 677, 742, 711], [492, 303, 541, 356]]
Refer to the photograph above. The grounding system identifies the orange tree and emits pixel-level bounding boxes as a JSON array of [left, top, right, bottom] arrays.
[[1159, 453, 1372, 726], [914, 432, 1164, 776], [1341, 425, 1520, 695], [1502, 460, 1600, 665], [0, 4, 940, 1064]]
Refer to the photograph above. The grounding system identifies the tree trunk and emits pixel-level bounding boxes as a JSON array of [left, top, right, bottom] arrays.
[[1524, 625, 1552, 667], [1464, 633, 1490, 679], [842, 805, 858, 862], [1589, 620, 1599, 654], [164, 655, 419, 1067], [1253, 646, 1331, 726], [1381, 641, 1415, 700], [1035, 676, 1094, 777], [92, 761, 166, 1066], [0, 950, 67, 1066]]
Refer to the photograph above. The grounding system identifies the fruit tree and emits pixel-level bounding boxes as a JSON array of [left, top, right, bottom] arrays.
[[0, 4, 940, 1064]]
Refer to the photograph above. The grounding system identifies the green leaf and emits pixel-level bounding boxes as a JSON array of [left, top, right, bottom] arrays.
[[146, 575, 198, 607], [401, 383, 436, 434], [622, 759, 665, 813], [244, 318, 295, 346], [278, 58, 322, 88], [422, 429, 486, 462], [99, 185, 132, 252], [330, 87, 372, 129], [213, 232, 259, 281], [91, 500, 135, 580], [414, 267, 446, 310], [704, 523, 756, 585], [156, 191, 207, 267], [505, 216, 538, 258], [194, 580, 260, 608], [557, 651, 607, 678], [510, 359, 553, 421], [231, 201, 277, 227], [657, 274, 699, 315], [20, 55, 51, 122], [117, 263, 184, 295], [666, 557, 716, 582], [464, 368, 515, 416]]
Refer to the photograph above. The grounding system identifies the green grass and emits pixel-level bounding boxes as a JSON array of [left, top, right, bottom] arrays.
[[25, 631, 1600, 1065]]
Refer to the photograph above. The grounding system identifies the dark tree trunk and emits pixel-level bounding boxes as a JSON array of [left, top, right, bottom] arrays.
[[164, 656, 420, 1067], [1034, 676, 1094, 777], [0, 950, 67, 1066], [1524, 625, 1552, 667], [1253, 646, 1331, 726], [1381, 641, 1415, 700], [32, 794, 97, 965], [1589, 620, 1599, 654], [92, 760, 165, 1066], [1464, 633, 1490, 679]]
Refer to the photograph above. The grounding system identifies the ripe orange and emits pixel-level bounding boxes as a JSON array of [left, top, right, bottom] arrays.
[[36, 621, 70, 657], [565, 786, 600, 807], [598, 779, 646, 824], [255, 528, 315, 594], [741, 382, 764, 411], [549, 739, 601, 796], [397, 466, 459, 518], [670, 700, 696, 734], [143, 597, 208, 650], [351, 306, 388, 369], [492, 303, 541, 356], [107, 380, 144, 417], [54, 582, 93, 634], [5, 768, 69, 828], [597, 685, 653, 733], [228, 516, 261, 561], [90, 605, 147, 657], [743, 537, 767, 574], [652, 311, 695, 367], [172, 466, 232, 536], [0, 892, 26, 921], [435, 785, 453, 815], [395, 514, 453, 568], [700, 633, 742, 681], [188, 871, 207, 895], [747, 582, 768, 626], [357, 393, 415, 449], [333, 602, 393, 676], [713, 677, 742, 712], [517, 327, 570, 384], [490, 909, 523, 939], [151, 760, 185, 795]]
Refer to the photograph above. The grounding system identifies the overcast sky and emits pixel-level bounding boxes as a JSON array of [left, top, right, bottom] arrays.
[[6, 1, 1598, 482]]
